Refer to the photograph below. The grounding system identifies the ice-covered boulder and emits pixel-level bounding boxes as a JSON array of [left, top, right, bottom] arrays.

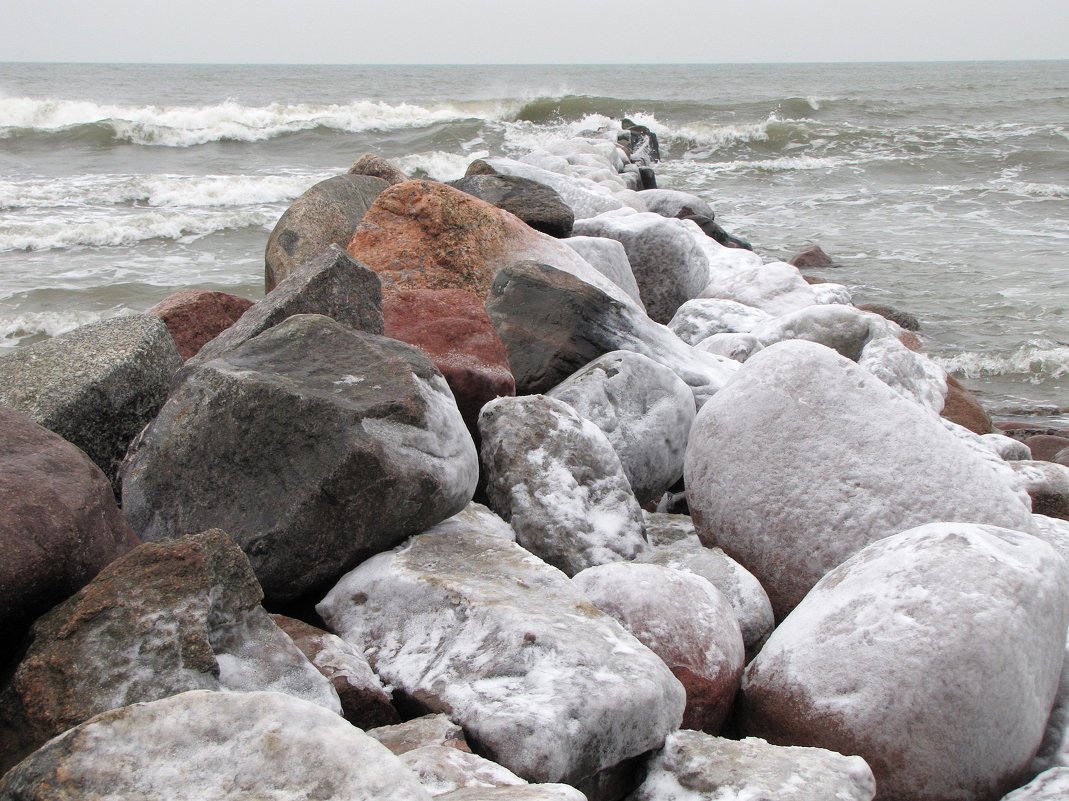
[[699, 261, 817, 316], [668, 298, 772, 345], [317, 522, 685, 792], [448, 174, 574, 238], [546, 351, 695, 505], [0, 531, 338, 773], [401, 745, 527, 796], [467, 157, 631, 220], [749, 304, 895, 362], [121, 314, 478, 603], [685, 340, 1036, 618], [479, 394, 647, 575], [858, 335, 948, 414], [742, 522, 1069, 801], [1011, 460, 1069, 521], [573, 562, 744, 733], [369, 714, 473, 756], [811, 282, 853, 305], [562, 236, 645, 309], [694, 332, 764, 363], [439, 787, 587, 801], [486, 261, 739, 408], [629, 730, 876, 801], [637, 188, 716, 220], [0, 690, 430, 801], [983, 433, 1034, 461], [1004, 769, 1069, 801]]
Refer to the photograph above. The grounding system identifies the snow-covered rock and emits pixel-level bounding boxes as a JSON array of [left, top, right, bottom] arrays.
[[684, 340, 1037, 618], [439, 787, 587, 801], [857, 335, 948, 414], [562, 236, 645, 309], [668, 298, 772, 345], [573, 562, 744, 733], [699, 261, 816, 316], [637, 188, 715, 220], [1003, 768, 1069, 801], [547, 351, 695, 505], [317, 523, 685, 789], [982, 433, 1034, 461], [749, 304, 896, 362], [1011, 460, 1069, 521], [368, 713, 472, 755], [811, 282, 853, 305], [642, 511, 703, 549], [694, 332, 764, 362], [478, 395, 647, 575], [471, 157, 634, 220], [628, 730, 876, 801], [401, 745, 527, 796], [742, 522, 1069, 801], [0, 690, 431, 801]]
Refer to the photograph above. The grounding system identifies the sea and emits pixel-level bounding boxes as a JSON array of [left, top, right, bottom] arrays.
[[1, 61, 1066, 426]]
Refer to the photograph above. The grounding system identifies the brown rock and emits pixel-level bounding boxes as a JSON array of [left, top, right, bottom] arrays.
[[856, 302, 921, 332], [0, 407, 138, 660], [789, 245, 834, 269], [941, 375, 994, 434], [383, 289, 515, 438], [1026, 435, 1069, 463], [899, 330, 923, 352], [349, 153, 409, 185], [148, 288, 254, 360]]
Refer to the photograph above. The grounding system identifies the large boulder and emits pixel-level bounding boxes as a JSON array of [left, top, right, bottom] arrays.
[[0, 314, 181, 494], [741, 523, 1069, 801], [857, 335, 948, 414], [317, 519, 685, 793], [0, 530, 338, 773], [685, 340, 1036, 619], [749, 304, 897, 362], [699, 261, 817, 317], [467, 157, 632, 220], [479, 394, 647, 575], [667, 298, 772, 345], [0, 407, 138, 660], [191, 244, 384, 365], [121, 314, 478, 603], [148, 288, 254, 361], [448, 174, 574, 238], [546, 351, 695, 505], [573, 562, 744, 733], [265, 173, 388, 291], [1026, 435, 1069, 463], [0, 690, 431, 801], [941, 374, 994, 434], [637, 188, 715, 220], [486, 261, 738, 408], [562, 236, 645, 309], [628, 730, 876, 801]]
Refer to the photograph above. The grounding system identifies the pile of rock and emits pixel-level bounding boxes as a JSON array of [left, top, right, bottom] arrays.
[[2, 127, 1069, 801]]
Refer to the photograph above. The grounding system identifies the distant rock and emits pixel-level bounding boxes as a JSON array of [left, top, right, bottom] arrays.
[[449, 174, 574, 238], [1026, 435, 1069, 463], [148, 288, 254, 360], [788, 244, 835, 268], [350, 153, 409, 185]]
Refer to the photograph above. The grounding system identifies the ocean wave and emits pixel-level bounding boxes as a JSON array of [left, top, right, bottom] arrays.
[[396, 150, 489, 182], [0, 308, 137, 347], [936, 342, 1069, 384], [0, 96, 518, 147]]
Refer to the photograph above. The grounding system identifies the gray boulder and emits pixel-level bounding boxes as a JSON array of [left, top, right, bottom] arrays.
[[562, 236, 645, 309], [401, 745, 527, 796], [265, 173, 388, 291], [448, 174, 574, 238], [121, 314, 478, 602], [547, 351, 695, 505], [0, 314, 181, 495], [479, 394, 648, 575]]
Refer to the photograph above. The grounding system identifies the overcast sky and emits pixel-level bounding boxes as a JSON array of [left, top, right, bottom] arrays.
[[3, 0, 1068, 64]]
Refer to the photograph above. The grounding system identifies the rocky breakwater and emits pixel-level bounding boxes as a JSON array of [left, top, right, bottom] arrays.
[[1, 124, 1068, 801]]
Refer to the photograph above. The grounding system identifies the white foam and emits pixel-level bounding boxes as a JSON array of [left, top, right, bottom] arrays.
[[0, 308, 137, 347], [936, 342, 1069, 383], [396, 150, 488, 182]]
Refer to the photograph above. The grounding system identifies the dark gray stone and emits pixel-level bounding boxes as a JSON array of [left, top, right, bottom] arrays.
[[121, 314, 478, 602], [448, 175, 574, 238], [681, 214, 754, 251], [0, 314, 181, 495]]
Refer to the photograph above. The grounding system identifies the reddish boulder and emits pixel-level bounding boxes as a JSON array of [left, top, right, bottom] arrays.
[[0, 407, 138, 660], [788, 245, 834, 269], [383, 289, 515, 437], [148, 289, 254, 360], [941, 374, 994, 434], [350, 153, 409, 185], [1026, 435, 1069, 463]]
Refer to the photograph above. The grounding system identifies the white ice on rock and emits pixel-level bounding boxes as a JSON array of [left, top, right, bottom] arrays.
[[400, 745, 527, 796], [857, 334, 948, 414], [668, 298, 773, 345], [694, 332, 764, 363], [810, 282, 853, 305], [477, 156, 639, 219], [1003, 768, 1069, 801], [749, 303, 898, 362], [981, 433, 1034, 461], [699, 261, 816, 317], [562, 236, 646, 310], [317, 523, 685, 787]]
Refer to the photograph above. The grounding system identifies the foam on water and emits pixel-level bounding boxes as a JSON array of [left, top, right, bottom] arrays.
[[396, 150, 490, 182], [0, 308, 137, 347], [936, 342, 1069, 385]]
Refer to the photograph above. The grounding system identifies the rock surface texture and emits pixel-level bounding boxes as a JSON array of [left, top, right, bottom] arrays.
[[148, 288, 254, 360], [448, 174, 575, 238]]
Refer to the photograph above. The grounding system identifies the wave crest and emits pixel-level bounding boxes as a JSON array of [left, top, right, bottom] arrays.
[[936, 341, 1069, 383]]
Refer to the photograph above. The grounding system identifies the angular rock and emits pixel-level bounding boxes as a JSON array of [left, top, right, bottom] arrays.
[[121, 314, 478, 602], [486, 262, 738, 408], [547, 351, 695, 505], [699, 261, 816, 317], [383, 289, 515, 439], [148, 288, 254, 360], [562, 235, 645, 309], [1004, 768, 1069, 800], [317, 522, 685, 790], [479, 395, 647, 575], [0, 690, 430, 801], [272, 614, 399, 729], [402, 745, 527, 796], [448, 174, 574, 238], [694, 332, 764, 363], [1010, 460, 1069, 521], [741, 523, 1069, 801], [0, 531, 338, 773], [629, 730, 876, 801], [0, 407, 138, 660], [638, 188, 715, 220], [573, 563, 744, 733], [368, 714, 473, 756], [0, 314, 181, 494], [668, 298, 772, 345], [788, 244, 835, 269], [1026, 435, 1069, 463], [191, 244, 384, 365], [941, 374, 994, 434], [685, 340, 1036, 619], [855, 302, 921, 331], [350, 153, 409, 185], [265, 173, 388, 291]]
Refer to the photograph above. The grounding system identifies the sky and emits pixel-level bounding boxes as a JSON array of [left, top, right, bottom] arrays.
[[2, 0, 1068, 64]]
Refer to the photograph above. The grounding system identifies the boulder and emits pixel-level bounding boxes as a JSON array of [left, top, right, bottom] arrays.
[[439, 788, 586, 801], [622, 119, 661, 163], [642, 511, 703, 548], [1010, 461, 1069, 521], [1026, 435, 1069, 463], [573, 563, 744, 733], [811, 282, 852, 305], [982, 433, 1034, 461], [699, 262, 817, 317], [788, 244, 835, 269], [317, 521, 685, 792], [681, 214, 755, 251], [1058, 448, 1069, 468], [383, 289, 515, 439], [741, 522, 1069, 801], [265, 173, 388, 291], [350, 153, 409, 185], [0, 531, 339, 773], [402, 745, 527, 796], [148, 288, 254, 360], [546, 351, 695, 505], [448, 174, 574, 238], [750, 304, 896, 362], [369, 714, 473, 756], [571, 210, 711, 323], [562, 236, 645, 309], [479, 395, 647, 575], [629, 730, 876, 801], [272, 614, 399, 729], [486, 262, 739, 408], [685, 340, 1036, 619], [466, 157, 631, 220], [667, 298, 772, 345], [941, 374, 994, 434], [0, 690, 431, 801], [857, 335, 948, 414], [121, 314, 478, 603], [637, 188, 715, 220], [855, 302, 921, 331], [1004, 768, 1069, 801], [694, 333, 764, 363], [0, 314, 181, 495], [191, 244, 383, 365], [0, 407, 138, 660]]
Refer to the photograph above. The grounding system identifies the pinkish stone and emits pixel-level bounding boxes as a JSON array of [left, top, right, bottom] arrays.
[[149, 289, 254, 361]]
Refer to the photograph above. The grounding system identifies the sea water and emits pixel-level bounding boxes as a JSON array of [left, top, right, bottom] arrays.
[[1, 61, 1066, 425]]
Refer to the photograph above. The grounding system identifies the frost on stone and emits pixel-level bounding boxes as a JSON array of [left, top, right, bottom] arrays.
[[811, 282, 853, 305], [981, 433, 1034, 461], [699, 261, 816, 317], [750, 304, 897, 362], [857, 335, 948, 414], [477, 157, 631, 220], [1005, 767, 1069, 800], [562, 236, 645, 310], [400, 745, 527, 796], [668, 298, 772, 345], [694, 333, 763, 363]]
